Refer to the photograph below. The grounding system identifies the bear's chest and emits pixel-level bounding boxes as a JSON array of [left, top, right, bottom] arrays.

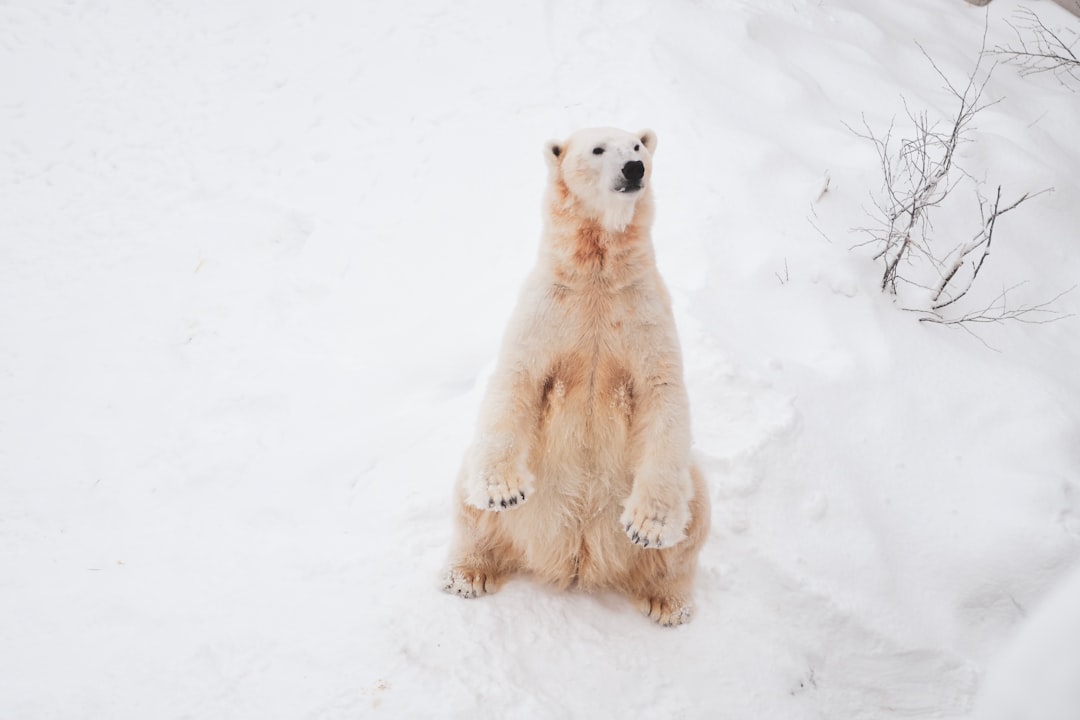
[[536, 287, 646, 425], [544, 282, 647, 349]]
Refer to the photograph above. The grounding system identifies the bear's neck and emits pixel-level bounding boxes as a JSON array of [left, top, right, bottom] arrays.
[[544, 188, 656, 289]]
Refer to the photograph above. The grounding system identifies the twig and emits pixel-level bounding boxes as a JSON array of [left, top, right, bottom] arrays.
[[775, 258, 790, 285], [992, 6, 1080, 88], [931, 186, 1051, 310], [919, 283, 1076, 325]]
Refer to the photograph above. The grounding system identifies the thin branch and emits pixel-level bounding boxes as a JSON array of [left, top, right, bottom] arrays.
[[920, 284, 1076, 326], [992, 7, 1080, 87], [931, 186, 1051, 310]]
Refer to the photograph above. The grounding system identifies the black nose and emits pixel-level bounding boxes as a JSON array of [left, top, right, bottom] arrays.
[[622, 160, 644, 182]]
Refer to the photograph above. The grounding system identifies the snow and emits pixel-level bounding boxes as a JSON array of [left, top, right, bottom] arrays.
[[974, 563, 1080, 720], [2, 0, 1079, 717]]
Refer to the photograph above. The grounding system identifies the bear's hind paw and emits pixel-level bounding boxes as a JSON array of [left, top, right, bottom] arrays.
[[639, 596, 693, 627], [442, 567, 500, 599]]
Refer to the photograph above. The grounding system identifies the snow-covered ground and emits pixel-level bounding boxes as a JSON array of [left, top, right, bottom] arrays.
[[2, 0, 1079, 717]]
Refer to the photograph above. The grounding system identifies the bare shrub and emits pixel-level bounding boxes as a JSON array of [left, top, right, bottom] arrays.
[[849, 42, 1071, 335], [992, 6, 1080, 88]]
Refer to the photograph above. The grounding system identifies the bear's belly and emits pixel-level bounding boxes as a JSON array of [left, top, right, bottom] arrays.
[[499, 474, 635, 589], [533, 355, 635, 482], [508, 355, 638, 585]]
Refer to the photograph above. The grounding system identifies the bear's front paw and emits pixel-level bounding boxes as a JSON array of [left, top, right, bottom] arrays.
[[465, 466, 533, 512], [486, 487, 527, 511], [620, 498, 688, 549]]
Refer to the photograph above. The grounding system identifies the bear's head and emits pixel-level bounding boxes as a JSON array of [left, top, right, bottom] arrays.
[[544, 127, 657, 232]]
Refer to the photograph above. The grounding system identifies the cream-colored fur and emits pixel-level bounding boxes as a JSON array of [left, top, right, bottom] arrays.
[[444, 127, 710, 626]]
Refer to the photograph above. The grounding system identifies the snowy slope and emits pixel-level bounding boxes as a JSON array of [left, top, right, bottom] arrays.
[[2, 0, 1079, 718]]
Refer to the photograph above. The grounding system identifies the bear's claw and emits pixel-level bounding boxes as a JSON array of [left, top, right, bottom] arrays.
[[620, 499, 686, 550], [487, 490, 526, 511], [625, 517, 667, 549]]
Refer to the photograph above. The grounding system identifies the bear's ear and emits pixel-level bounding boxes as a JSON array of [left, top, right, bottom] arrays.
[[638, 129, 657, 155], [544, 139, 564, 168]]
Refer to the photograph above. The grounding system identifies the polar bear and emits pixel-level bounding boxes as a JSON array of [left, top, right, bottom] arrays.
[[443, 127, 710, 626]]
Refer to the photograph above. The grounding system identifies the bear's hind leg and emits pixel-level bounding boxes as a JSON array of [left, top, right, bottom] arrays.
[[443, 503, 520, 599], [625, 465, 710, 626], [621, 547, 697, 626]]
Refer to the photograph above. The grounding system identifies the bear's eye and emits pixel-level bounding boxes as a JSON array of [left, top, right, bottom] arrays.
[[592, 147, 604, 155], [634, 144, 640, 151]]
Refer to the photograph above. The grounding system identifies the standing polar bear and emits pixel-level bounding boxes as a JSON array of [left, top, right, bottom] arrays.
[[444, 127, 710, 626]]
